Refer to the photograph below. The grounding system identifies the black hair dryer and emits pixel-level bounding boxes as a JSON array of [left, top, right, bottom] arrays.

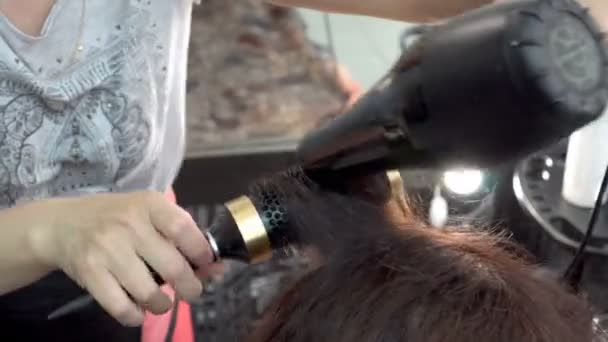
[[297, 0, 608, 174]]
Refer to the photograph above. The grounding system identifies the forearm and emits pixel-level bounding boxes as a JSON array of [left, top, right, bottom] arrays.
[[0, 201, 56, 295], [267, 0, 493, 22]]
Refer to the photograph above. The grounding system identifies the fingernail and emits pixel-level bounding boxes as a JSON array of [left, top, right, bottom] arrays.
[[145, 291, 173, 315], [157, 292, 174, 312]]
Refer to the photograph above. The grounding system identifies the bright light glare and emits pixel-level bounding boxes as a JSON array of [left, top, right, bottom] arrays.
[[443, 169, 484, 196]]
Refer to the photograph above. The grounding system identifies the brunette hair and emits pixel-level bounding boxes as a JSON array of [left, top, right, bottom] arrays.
[[246, 168, 598, 342]]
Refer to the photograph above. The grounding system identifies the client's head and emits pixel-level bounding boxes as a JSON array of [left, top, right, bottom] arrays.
[[246, 168, 598, 342]]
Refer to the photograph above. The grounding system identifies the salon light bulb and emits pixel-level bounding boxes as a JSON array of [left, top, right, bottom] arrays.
[[443, 169, 484, 196]]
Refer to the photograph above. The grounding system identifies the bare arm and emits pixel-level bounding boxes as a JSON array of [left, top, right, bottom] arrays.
[[268, 0, 608, 24], [266, 0, 493, 22], [0, 201, 56, 294]]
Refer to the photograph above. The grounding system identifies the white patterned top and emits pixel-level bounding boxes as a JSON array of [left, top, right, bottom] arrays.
[[0, 0, 195, 208]]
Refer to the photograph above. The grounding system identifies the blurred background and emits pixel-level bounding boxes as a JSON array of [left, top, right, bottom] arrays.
[[176, 1, 608, 340], [297, 9, 407, 90]]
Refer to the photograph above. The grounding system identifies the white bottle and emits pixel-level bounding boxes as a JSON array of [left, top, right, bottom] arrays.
[[562, 106, 608, 208]]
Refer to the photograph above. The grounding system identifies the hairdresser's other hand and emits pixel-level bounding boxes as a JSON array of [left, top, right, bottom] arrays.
[[29, 192, 214, 326]]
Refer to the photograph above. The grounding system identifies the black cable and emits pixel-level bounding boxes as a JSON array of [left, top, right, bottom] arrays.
[[563, 165, 608, 291], [164, 293, 180, 342]]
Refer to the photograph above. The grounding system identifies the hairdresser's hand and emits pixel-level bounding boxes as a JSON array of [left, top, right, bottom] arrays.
[[29, 192, 214, 326]]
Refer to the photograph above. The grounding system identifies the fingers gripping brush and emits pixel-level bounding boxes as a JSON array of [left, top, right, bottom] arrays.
[[47, 190, 293, 320]]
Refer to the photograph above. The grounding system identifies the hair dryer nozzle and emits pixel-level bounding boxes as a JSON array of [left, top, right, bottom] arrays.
[[297, 68, 426, 174]]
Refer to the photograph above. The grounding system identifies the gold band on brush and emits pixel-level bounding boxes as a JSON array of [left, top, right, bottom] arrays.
[[386, 169, 413, 217], [225, 196, 273, 263], [386, 169, 405, 197]]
